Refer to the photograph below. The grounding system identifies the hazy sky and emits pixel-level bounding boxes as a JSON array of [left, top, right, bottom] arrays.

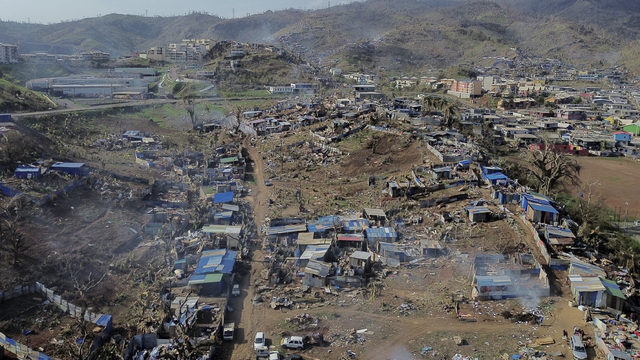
[[3, 0, 360, 24]]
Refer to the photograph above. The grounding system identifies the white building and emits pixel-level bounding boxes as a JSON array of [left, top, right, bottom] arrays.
[[0, 43, 19, 64], [268, 86, 294, 94]]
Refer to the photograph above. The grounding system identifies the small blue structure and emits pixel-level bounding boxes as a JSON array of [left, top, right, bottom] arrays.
[[15, 166, 44, 179], [51, 162, 89, 176], [365, 227, 398, 248], [613, 131, 632, 143], [527, 202, 559, 224], [0, 114, 13, 122]]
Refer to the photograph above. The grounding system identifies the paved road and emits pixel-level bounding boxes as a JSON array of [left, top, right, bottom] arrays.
[[9, 96, 283, 119]]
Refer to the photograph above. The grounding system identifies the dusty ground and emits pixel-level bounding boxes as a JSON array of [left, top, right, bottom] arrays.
[[0, 111, 614, 360], [570, 156, 640, 220], [220, 129, 607, 360]]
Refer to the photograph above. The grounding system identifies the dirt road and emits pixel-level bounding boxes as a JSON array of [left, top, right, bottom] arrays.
[[222, 139, 272, 360]]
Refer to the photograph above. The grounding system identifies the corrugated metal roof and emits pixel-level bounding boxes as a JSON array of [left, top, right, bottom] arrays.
[[365, 227, 397, 238], [364, 208, 387, 217], [546, 226, 575, 238], [528, 202, 559, 214], [304, 260, 330, 277], [299, 245, 330, 260], [466, 206, 491, 214], [569, 275, 606, 292], [267, 224, 307, 235], [338, 236, 364, 242], [201, 225, 228, 233], [343, 219, 370, 231], [485, 172, 509, 180], [222, 204, 239, 212], [188, 273, 224, 285], [570, 260, 606, 277], [350, 251, 372, 260], [219, 157, 239, 163], [195, 249, 236, 275], [601, 278, 626, 299]]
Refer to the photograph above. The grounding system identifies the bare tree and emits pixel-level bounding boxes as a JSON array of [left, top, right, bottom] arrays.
[[181, 92, 198, 129], [0, 217, 27, 266], [520, 142, 580, 195], [0, 132, 35, 169]]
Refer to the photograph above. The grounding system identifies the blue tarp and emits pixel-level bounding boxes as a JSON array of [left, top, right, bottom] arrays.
[[213, 191, 234, 203]]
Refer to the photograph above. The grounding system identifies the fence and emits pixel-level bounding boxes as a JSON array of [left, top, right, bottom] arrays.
[[0, 183, 21, 197], [521, 214, 551, 265], [0, 282, 113, 360]]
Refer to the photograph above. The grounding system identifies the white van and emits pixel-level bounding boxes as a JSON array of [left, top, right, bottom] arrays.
[[254, 332, 266, 350]]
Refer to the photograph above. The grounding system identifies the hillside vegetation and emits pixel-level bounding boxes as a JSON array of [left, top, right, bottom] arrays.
[[0, 0, 639, 72], [0, 79, 56, 113]]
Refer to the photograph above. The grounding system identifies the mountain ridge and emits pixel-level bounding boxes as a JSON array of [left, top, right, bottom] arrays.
[[0, 0, 638, 73]]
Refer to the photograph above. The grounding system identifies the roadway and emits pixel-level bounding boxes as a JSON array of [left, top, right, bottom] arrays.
[[9, 96, 284, 119]]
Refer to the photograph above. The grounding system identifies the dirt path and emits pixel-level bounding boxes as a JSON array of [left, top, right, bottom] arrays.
[[226, 139, 271, 360]]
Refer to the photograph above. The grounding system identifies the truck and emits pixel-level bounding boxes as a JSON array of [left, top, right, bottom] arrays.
[[223, 322, 235, 341]]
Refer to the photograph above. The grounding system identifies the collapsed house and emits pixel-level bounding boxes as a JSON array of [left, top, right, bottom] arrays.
[[472, 254, 550, 301]]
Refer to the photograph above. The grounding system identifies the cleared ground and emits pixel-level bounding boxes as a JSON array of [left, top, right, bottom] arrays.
[[572, 156, 640, 220]]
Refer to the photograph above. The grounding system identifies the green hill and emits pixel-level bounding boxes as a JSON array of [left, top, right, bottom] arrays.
[[0, 79, 57, 113]]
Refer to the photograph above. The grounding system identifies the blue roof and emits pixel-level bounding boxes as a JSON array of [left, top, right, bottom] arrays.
[[213, 191, 234, 203], [365, 227, 398, 238], [308, 215, 340, 233], [52, 162, 85, 168], [528, 202, 559, 214], [522, 193, 551, 205], [15, 167, 40, 173], [485, 172, 509, 180], [459, 160, 471, 165], [317, 215, 340, 226], [307, 224, 326, 233], [95, 314, 112, 327], [194, 249, 237, 275]]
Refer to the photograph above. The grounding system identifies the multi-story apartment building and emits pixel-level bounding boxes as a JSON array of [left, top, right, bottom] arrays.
[[448, 79, 482, 98], [0, 43, 19, 64]]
